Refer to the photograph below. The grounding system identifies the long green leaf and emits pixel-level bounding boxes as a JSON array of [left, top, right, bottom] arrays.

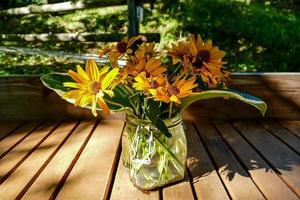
[[41, 73, 72, 94], [146, 100, 172, 138], [181, 89, 267, 115]]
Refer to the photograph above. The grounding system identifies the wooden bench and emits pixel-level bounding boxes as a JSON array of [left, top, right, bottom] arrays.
[[0, 73, 299, 199]]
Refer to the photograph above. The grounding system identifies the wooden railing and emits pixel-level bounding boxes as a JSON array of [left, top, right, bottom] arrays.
[[0, 0, 159, 58], [0, 1, 132, 16]]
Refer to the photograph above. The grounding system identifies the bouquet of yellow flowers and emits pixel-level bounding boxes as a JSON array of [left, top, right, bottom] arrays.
[[41, 34, 266, 190]]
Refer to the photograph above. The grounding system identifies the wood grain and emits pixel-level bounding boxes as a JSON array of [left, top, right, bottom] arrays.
[[0, 121, 59, 184], [234, 121, 300, 196], [0, 119, 299, 199], [194, 121, 265, 200], [0, 121, 41, 157], [53, 119, 124, 200], [185, 122, 229, 200], [163, 181, 194, 200], [110, 154, 159, 200], [20, 121, 95, 200], [0, 121, 77, 200], [0, 121, 24, 141], [260, 121, 300, 154], [278, 121, 300, 138], [214, 121, 299, 200]]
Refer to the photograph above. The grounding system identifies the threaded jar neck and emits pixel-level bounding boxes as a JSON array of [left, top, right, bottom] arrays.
[[125, 114, 182, 129]]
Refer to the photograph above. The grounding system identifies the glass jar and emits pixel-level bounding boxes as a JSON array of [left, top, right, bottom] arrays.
[[122, 114, 187, 190]]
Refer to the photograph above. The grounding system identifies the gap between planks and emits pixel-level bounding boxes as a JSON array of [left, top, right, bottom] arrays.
[[0, 121, 26, 141], [233, 121, 300, 197], [0, 121, 61, 185], [214, 121, 299, 200], [52, 119, 125, 200], [0, 121, 79, 200], [193, 120, 265, 200]]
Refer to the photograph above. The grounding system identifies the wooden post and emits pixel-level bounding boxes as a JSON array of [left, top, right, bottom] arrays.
[[127, 0, 140, 37]]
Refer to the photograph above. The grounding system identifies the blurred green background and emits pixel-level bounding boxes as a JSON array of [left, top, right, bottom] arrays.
[[0, 0, 299, 75]]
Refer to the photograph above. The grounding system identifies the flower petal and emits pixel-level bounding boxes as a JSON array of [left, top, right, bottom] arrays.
[[101, 68, 119, 90], [63, 82, 82, 89], [76, 65, 90, 81], [170, 95, 181, 104], [104, 90, 114, 98], [97, 98, 110, 115], [92, 95, 98, 116], [85, 60, 100, 81]]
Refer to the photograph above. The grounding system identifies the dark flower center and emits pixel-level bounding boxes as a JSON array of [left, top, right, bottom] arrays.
[[145, 71, 151, 78], [116, 41, 128, 53], [193, 50, 210, 67], [167, 85, 180, 96], [150, 80, 159, 88], [91, 81, 101, 94], [131, 35, 148, 53]]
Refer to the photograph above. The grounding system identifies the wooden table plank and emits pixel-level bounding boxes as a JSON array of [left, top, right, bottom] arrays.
[[215, 121, 299, 200], [194, 121, 265, 200], [53, 119, 124, 200], [0, 121, 78, 200], [261, 121, 300, 155], [278, 121, 300, 138], [293, 121, 300, 126], [234, 121, 300, 196], [0, 121, 59, 184], [110, 154, 159, 200], [185, 122, 229, 200], [0, 121, 24, 141], [20, 121, 95, 200], [163, 181, 194, 200], [0, 121, 42, 158]]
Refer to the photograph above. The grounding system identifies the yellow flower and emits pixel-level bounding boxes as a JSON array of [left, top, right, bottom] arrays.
[[167, 41, 190, 65], [126, 56, 167, 77], [136, 42, 158, 59], [98, 44, 114, 57], [105, 35, 145, 67], [63, 59, 119, 116], [188, 34, 228, 87], [154, 76, 198, 104], [133, 72, 166, 96]]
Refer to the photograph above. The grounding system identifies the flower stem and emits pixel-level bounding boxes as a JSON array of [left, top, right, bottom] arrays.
[[105, 99, 125, 109], [168, 101, 173, 119]]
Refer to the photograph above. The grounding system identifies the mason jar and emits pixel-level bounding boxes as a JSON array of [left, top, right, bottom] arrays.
[[122, 114, 187, 190]]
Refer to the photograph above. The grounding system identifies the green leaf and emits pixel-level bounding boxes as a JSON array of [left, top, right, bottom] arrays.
[[181, 89, 267, 116], [146, 100, 172, 138], [156, 118, 172, 138], [109, 85, 132, 108], [41, 73, 73, 95]]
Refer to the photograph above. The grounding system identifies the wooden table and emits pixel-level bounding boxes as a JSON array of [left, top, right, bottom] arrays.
[[0, 119, 299, 200]]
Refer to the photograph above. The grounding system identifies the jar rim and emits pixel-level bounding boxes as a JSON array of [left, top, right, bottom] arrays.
[[126, 114, 182, 128]]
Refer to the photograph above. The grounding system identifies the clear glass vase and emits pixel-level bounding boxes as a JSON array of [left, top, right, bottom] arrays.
[[122, 114, 187, 190]]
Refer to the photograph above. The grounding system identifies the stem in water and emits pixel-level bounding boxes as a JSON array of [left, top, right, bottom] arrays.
[[168, 101, 173, 119]]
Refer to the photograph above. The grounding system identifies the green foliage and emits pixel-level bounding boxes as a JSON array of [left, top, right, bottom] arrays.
[[0, 0, 43, 8], [0, 6, 127, 34], [0, 52, 77, 75], [1, 0, 300, 74], [182, 0, 300, 72]]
